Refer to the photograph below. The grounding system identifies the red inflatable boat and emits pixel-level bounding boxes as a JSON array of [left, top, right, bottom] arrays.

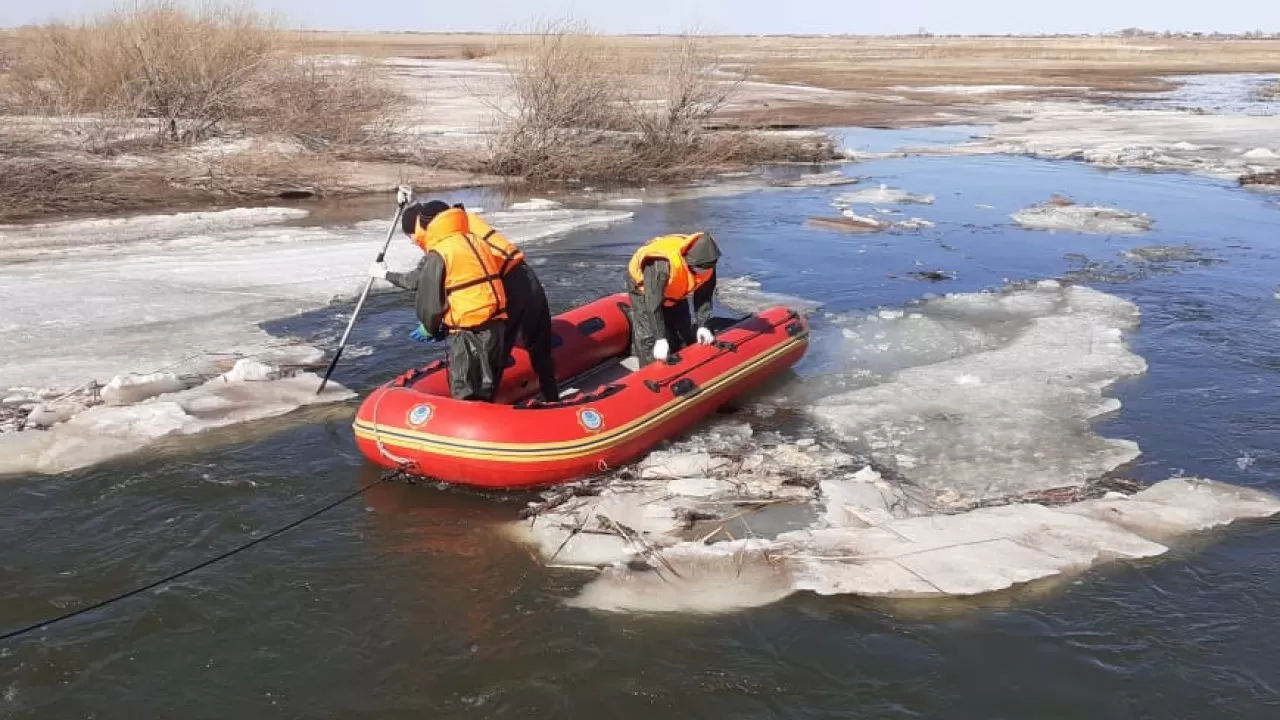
[[352, 293, 809, 489]]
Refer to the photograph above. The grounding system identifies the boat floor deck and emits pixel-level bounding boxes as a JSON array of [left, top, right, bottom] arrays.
[[560, 356, 641, 398]]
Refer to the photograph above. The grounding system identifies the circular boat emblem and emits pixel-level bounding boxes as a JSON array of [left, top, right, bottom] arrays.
[[407, 404, 433, 427], [578, 408, 604, 433]]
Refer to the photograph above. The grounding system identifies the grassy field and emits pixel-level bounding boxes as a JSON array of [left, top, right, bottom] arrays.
[[283, 32, 1280, 126], [3, 24, 1279, 220]]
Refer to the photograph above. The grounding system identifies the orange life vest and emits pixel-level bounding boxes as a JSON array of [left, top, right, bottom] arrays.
[[413, 208, 508, 330], [627, 233, 714, 306], [466, 213, 526, 278]]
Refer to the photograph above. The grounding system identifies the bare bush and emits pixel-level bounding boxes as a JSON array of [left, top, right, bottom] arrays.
[[485, 21, 830, 184], [6, 1, 397, 150], [0, 139, 194, 222], [249, 56, 401, 151], [485, 19, 629, 178]]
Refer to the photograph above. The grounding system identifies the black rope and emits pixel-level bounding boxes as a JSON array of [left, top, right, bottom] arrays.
[[0, 469, 408, 644]]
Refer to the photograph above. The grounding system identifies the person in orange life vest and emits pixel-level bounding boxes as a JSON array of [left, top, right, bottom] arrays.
[[625, 232, 722, 367], [369, 201, 508, 402], [396, 195, 561, 403]]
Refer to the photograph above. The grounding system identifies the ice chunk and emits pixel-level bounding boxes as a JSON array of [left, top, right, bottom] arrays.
[[832, 184, 935, 207], [639, 451, 731, 479], [1243, 147, 1278, 160], [667, 478, 728, 498], [1012, 202, 1153, 234], [220, 359, 280, 383], [508, 198, 563, 211], [1065, 477, 1280, 542], [0, 368, 353, 476], [101, 372, 186, 405], [568, 541, 796, 614], [813, 284, 1146, 503]]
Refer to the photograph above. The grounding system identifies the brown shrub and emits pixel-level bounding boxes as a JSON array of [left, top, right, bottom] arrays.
[[0, 140, 191, 222], [484, 20, 831, 184], [5, 1, 397, 151]]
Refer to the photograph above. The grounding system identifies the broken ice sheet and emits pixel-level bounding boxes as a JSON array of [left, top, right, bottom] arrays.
[[514, 282, 1280, 613], [0, 360, 353, 476]]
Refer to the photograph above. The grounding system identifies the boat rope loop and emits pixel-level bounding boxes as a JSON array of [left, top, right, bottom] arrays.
[[0, 467, 411, 645], [370, 388, 416, 468]]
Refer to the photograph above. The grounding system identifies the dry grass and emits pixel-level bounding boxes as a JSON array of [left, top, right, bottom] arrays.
[[1257, 79, 1280, 101], [483, 21, 833, 183], [292, 32, 1280, 128], [3, 1, 398, 151]]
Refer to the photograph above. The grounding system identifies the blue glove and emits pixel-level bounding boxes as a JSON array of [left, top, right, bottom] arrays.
[[408, 324, 434, 343]]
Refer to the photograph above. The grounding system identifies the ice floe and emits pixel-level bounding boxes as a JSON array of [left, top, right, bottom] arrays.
[[0, 360, 353, 476], [832, 184, 936, 207], [510, 281, 1280, 613], [1012, 198, 1153, 234]]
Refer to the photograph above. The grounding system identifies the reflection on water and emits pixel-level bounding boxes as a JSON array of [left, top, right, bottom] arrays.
[[3, 133, 1280, 717]]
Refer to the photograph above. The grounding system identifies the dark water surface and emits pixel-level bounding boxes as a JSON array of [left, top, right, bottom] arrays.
[[3, 131, 1280, 718]]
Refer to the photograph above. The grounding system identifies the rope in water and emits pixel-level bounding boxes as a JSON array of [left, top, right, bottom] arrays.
[[0, 468, 409, 644]]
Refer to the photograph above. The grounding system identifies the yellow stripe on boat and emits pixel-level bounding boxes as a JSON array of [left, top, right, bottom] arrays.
[[352, 333, 808, 462]]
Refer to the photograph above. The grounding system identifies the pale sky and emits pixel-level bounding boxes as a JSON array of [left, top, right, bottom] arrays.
[[2, 0, 1277, 35]]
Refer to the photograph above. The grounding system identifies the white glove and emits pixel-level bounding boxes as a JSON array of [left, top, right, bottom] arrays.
[[396, 185, 414, 207], [696, 327, 714, 345], [368, 261, 388, 279], [653, 338, 670, 361]]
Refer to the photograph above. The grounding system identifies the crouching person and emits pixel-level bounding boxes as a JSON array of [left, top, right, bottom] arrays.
[[370, 202, 508, 401], [626, 232, 721, 367]]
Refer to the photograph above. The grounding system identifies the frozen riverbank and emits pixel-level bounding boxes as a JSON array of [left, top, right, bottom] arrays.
[[0, 203, 635, 475]]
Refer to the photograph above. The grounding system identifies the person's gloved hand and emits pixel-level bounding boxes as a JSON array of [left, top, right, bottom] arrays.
[[653, 338, 670, 361], [408, 323, 441, 343], [396, 185, 414, 207], [696, 327, 714, 345], [369, 261, 388, 279]]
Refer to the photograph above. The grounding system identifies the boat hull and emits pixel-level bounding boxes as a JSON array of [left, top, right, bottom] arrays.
[[352, 293, 809, 490]]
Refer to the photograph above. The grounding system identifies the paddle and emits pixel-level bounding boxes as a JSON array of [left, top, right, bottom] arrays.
[[316, 194, 408, 395]]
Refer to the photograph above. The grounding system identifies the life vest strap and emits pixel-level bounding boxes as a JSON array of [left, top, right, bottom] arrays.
[[481, 228, 522, 278], [445, 272, 505, 294]]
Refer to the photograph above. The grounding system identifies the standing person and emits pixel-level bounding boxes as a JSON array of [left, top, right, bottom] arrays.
[[369, 200, 507, 402], [625, 232, 722, 367], [399, 193, 560, 402]]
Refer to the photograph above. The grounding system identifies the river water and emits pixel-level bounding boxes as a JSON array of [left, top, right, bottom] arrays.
[[3, 130, 1280, 717]]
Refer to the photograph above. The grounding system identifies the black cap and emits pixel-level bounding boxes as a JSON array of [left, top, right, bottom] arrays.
[[401, 200, 451, 236]]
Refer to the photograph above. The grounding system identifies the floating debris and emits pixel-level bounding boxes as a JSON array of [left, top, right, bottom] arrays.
[[908, 270, 956, 282], [808, 215, 887, 233], [1120, 244, 1220, 265], [1241, 170, 1280, 187]]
